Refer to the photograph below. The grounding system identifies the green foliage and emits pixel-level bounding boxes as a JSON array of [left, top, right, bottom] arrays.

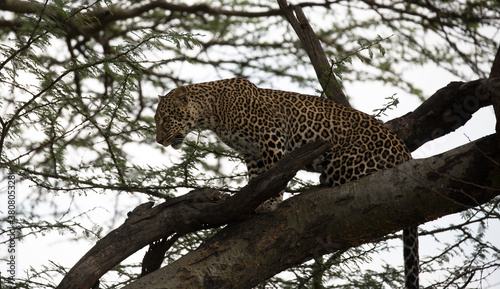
[[320, 35, 393, 99], [372, 93, 400, 119], [0, 0, 499, 288]]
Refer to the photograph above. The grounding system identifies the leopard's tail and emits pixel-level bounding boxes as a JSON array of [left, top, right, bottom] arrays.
[[403, 226, 419, 289]]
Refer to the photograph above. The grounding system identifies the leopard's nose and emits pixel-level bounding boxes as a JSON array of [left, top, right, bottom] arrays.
[[156, 136, 163, 145]]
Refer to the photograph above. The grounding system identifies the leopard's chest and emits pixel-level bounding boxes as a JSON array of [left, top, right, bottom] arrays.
[[216, 130, 261, 158]]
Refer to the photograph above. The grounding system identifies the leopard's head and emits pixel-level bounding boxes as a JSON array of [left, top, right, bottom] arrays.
[[155, 86, 194, 149]]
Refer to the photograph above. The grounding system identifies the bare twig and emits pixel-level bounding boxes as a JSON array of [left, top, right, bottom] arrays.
[[277, 0, 350, 107]]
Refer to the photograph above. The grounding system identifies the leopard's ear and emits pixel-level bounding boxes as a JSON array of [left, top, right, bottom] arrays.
[[172, 86, 188, 106]]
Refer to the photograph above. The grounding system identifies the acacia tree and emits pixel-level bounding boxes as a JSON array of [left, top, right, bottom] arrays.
[[0, 0, 499, 288]]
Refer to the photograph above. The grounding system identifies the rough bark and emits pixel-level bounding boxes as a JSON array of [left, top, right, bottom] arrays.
[[122, 134, 500, 289], [489, 45, 500, 148]]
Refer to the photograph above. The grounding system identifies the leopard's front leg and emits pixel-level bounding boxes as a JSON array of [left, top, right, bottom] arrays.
[[246, 129, 286, 213]]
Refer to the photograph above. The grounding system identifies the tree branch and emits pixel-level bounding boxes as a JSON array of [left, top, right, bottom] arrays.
[[386, 39, 500, 152], [122, 134, 500, 289], [489, 45, 500, 148], [386, 78, 499, 151], [277, 0, 350, 107]]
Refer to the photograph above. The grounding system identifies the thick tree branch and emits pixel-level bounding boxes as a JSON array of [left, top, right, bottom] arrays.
[[386, 77, 499, 151], [387, 45, 500, 152], [490, 45, 500, 79], [56, 140, 332, 289], [489, 45, 500, 148], [277, 0, 350, 107], [123, 134, 500, 289]]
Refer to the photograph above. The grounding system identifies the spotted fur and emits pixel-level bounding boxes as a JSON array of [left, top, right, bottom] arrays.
[[155, 78, 418, 286]]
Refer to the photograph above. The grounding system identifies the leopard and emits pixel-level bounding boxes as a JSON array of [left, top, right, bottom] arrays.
[[155, 77, 418, 289]]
